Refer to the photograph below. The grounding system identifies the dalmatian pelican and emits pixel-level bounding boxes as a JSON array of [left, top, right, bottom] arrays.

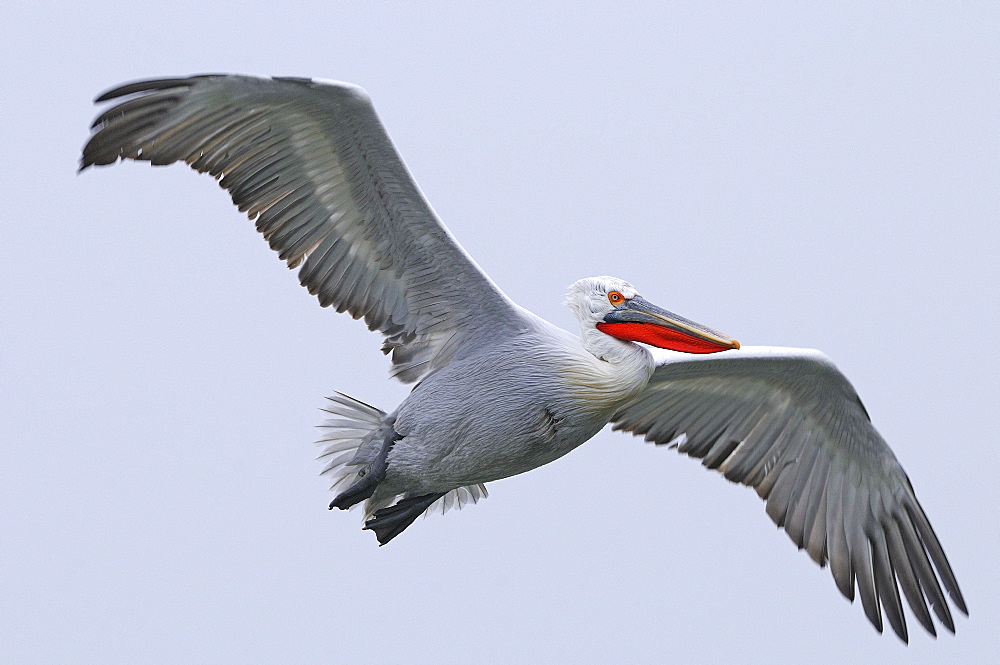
[[80, 75, 966, 642]]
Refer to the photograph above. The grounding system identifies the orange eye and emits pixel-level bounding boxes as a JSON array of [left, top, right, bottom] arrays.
[[608, 291, 625, 305]]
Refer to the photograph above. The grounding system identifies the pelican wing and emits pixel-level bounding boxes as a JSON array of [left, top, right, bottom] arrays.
[[81, 75, 524, 383], [610, 346, 966, 642]]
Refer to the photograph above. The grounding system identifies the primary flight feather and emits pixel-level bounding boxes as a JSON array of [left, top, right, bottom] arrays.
[[81, 74, 965, 642]]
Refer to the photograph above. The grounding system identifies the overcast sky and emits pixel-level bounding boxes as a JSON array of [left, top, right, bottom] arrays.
[[3, 3, 997, 664]]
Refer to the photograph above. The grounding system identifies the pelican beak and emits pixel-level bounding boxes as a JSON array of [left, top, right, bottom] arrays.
[[596, 297, 740, 354]]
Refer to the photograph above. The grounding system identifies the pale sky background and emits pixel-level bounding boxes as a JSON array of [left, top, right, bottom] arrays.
[[3, 3, 997, 664]]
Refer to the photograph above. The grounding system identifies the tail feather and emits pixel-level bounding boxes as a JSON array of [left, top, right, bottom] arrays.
[[317, 392, 386, 499], [321, 392, 384, 422], [426, 483, 489, 515], [316, 391, 489, 538]]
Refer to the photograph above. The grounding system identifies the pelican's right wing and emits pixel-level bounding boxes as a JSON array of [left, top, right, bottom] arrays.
[[610, 346, 966, 642], [81, 75, 525, 383]]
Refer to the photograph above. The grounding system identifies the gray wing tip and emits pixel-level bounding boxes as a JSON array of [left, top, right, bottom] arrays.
[[90, 73, 372, 110], [90, 72, 318, 105], [81, 73, 245, 172], [92, 74, 227, 103], [83, 74, 214, 172]]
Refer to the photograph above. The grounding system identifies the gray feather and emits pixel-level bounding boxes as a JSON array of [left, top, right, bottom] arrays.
[[82, 75, 527, 385], [611, 346, 966, 641]]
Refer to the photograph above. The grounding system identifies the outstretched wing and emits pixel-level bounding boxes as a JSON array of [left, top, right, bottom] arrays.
[[81, 74, 526, 383], [611, 346, 966, 642]]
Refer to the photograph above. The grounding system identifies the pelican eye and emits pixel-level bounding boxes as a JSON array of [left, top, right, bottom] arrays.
[[607, 291, 625, 305]]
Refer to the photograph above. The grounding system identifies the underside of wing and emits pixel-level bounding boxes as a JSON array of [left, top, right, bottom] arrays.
[[81, 74, 525, 383], [611, 346, 966, 642]]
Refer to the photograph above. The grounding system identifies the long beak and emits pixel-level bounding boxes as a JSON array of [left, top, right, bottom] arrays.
[[596, 297, 740, 354]]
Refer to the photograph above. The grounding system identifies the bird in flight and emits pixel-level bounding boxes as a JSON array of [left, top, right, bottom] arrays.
[[81, 74, 965, 642]]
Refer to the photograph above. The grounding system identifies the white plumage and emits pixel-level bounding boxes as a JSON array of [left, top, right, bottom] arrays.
[[81, 74, 965, 642]]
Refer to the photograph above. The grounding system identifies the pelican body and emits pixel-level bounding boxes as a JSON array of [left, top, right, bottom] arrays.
[[81, 74, 965, 642], [328, 278, 733, 539]]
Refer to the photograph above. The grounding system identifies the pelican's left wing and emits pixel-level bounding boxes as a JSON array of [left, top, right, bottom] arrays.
[[610, 346, 966, 642]]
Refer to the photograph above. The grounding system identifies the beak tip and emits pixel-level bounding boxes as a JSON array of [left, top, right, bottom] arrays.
[[732, 340, 741, 350]]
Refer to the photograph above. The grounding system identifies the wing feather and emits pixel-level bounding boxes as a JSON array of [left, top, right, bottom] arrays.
[[81, 74, 526, 383], [611, 346, 965, 640], [884, 515, 935, 636]]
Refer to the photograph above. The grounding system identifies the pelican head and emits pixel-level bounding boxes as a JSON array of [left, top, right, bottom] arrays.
[[567, 276, 740, 354]]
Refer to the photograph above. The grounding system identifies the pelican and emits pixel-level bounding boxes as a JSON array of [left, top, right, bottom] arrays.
[[81, 74, 965, 642]]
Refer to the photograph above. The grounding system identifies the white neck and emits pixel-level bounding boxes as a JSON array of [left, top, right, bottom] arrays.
[[579, 325, 652, 366], [562, 325, 656, 411]]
